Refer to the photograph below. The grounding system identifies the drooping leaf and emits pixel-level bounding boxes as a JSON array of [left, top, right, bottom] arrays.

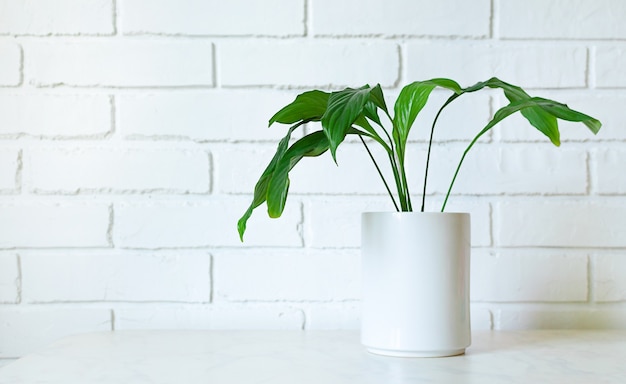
[[237, 123, 301, 241], [458, 78, 561, 145], [269, 90, 330, 126], [538, 100, 601, 134], [441, 96, 602, 211], [266, 131, 330, 217]]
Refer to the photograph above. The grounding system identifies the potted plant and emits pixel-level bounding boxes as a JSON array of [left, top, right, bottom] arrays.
[[237, 77, 601, 357]]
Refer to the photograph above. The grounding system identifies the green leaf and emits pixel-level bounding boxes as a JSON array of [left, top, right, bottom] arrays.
[[537, 100, 602, 134], [457, 77, 562, 145], [368, 84, 389, 114], [266, 131, 330, 217], [237, 123, 301, 241], [321, 86, 372, 161], [393, 79, 462, 159], [393, 83, 436, 154], [363, 101, 383, 127], [269, 90, 330, 126]]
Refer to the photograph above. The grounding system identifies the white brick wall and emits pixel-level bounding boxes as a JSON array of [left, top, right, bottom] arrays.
[[219, 41, 399, 87], [0, 254, 19, 303], [0, 0, 114, 36], [1, 0, 625, 358], [28, 148, 210, 193], [24, 41, 214, 87], [120, 0, 305, 37], [0, 150, 19, 191], [0, 42, 21, 85], [20, 252, 212, 302], [0, 94, 111, 137]]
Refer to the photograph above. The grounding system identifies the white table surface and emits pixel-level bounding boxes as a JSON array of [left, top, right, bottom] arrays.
[[0, 330, 625, 383]]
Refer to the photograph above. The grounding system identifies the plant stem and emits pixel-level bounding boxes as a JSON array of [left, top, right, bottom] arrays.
[[421, 94, 459, 212], [441, 129, 487, 212], [359, 135, 400, 212], [398, 156, 412, 211]]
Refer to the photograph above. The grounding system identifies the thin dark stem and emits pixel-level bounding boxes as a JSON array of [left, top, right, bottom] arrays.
[[420, 94, 459, 212], [441, 129, 488, 212], [359, 135, 400, 212]]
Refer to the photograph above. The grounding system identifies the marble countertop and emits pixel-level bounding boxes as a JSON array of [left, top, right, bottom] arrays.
[[0, 330, 625, 383]]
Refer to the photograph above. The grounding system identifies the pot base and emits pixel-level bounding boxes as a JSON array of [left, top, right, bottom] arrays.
[[366, 347, 466, 358]]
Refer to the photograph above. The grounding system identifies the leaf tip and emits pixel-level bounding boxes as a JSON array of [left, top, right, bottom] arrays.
[[237, 217, 247, 242]]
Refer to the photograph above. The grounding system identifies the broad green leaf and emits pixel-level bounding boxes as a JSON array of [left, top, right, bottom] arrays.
[[393, 79, 462, 159], [237, 123, 300, 241], [321, 86, 372, 161], [368, 84, 389, 114], [266, 131, 330, 217], [489, 79, 560, 146], [269, 90, 330, 126], [393, 82, 436, 156]]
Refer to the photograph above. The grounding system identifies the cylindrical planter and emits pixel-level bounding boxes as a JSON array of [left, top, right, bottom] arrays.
[[361, 212, 471, 357]]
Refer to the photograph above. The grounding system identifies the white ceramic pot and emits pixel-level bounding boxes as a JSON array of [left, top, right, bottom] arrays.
[[361, 212, 471, 357]]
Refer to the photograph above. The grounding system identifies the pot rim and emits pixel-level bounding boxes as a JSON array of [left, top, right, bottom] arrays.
[[362, 211, 469, 217]]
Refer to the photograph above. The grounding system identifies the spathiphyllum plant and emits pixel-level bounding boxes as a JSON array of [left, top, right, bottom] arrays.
[[237, 77, 601, 240]]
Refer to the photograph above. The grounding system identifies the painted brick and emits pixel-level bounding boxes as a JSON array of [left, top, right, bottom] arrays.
[[0, 150, 18, 191], [115, 198, 302, 248], [313, 0, 490, 37], [0, 254, 19, 303], [496, 201, 626, 247], [407, 43, 587, 88], [594, 253, 626, 302], [425, 145, 588, 196], [471, 251, 588, 302], [0, 0, 113, 35], [0, 308, 111, 357], [0, 41, 21, 85], [305, 197, 491, 248], [498, 93, 618, 142], [114, 305, 304, 330], [214, 249, 360, 301], [595, 149, 626, 195], [25, 41, 213, 87], [305, 197, 392, 249], [500, 0, 626, 39], [596, 47, 626, 88], [21, 252, 211, 302], [28, 148, 210, 193], [0, 94, 111, 137], [120, 0, 304, 36], [219, 42, 399, 87], [497, 308, 626, 330], [118, 91, 295, 142], [0, 203, 110, 248], [303, 303, 360, 330]]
